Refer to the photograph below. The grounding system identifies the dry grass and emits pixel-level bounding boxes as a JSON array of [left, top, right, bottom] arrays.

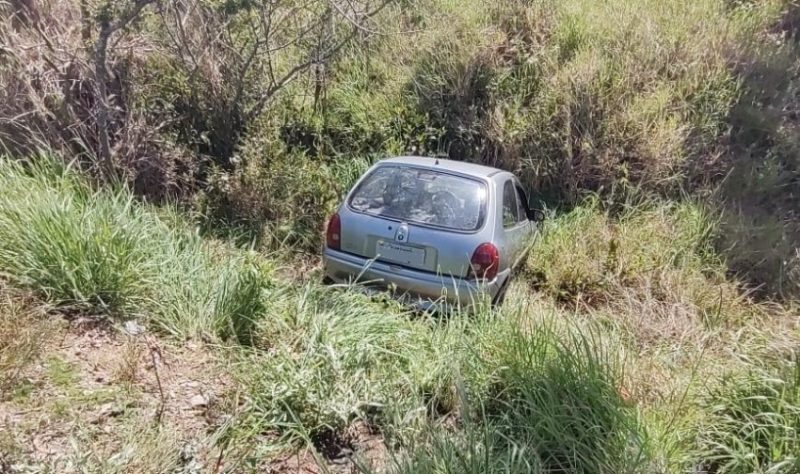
[[0, 307, 238, 472], [0, 287, 55, 396], [113, 338, 145, 388]]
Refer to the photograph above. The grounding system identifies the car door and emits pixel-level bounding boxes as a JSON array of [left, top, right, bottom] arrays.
[[513, 181, 536, 260], [501, 179, 530, 271]]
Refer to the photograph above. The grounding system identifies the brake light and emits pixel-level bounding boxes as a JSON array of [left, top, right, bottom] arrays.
[[470, 242, 499, 280], [326, 213, 341, 250]]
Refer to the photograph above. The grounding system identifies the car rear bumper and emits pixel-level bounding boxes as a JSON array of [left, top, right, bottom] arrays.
[[323, 248, 504, 309]]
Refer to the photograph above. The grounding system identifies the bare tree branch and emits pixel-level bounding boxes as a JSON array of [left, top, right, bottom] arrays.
[[93, 0, 157, 181], [244, 0, 393, 120]]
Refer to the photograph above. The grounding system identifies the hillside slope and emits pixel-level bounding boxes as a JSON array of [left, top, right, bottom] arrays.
[[0, 157, 798, 473], [1, 0, 800, 472], [1, 0, 799, 295]]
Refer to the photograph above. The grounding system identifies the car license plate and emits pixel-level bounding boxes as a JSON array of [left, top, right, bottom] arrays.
[[376, 240, 426, 267]]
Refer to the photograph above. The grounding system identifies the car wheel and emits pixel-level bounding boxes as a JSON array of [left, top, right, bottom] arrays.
[[491, 276, 511, 308]]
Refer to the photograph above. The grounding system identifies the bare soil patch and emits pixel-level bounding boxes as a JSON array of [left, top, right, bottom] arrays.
[[0, 309, 390, 473]]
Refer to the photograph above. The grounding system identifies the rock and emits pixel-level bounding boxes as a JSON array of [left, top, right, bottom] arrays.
[[189, 394, 208, 408], [122, 320, 146, 336], [92, 403, 124, 423]]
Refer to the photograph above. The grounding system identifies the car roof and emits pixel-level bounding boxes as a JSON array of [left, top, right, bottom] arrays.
[[378, 156, 509, 180]]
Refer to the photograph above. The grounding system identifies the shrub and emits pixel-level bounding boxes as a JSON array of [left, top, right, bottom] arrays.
[[197, 134, 374, 252], [526, 197, 724, 306], [372, 0, 777, 203]]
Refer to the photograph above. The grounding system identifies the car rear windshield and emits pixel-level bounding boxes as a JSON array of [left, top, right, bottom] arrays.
[[348, 165, 487, 231]]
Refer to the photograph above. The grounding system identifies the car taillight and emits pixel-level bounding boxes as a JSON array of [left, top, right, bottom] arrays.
[[470, 242, 499, 281], [326, 213, 341, 250]]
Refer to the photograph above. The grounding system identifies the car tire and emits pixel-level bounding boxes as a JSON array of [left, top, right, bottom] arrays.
[[322, 276, 335, 285], [491, 276, 510, 308]]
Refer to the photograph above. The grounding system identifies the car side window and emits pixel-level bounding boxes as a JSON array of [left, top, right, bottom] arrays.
[[514, 184, 529, 223], [502, 181, 519, 228]]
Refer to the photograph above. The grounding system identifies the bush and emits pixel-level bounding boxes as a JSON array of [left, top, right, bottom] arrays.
[[197, 134, 374, 252], [365, 0, 779, 203], [526, 197, 724, 305]]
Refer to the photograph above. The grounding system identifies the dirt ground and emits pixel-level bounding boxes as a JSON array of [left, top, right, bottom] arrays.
[[0, 312, 386, 473]]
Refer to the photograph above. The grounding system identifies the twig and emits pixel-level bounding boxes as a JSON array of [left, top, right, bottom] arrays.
[[144, 334, 166, 425], [212, 438, 228, 473]]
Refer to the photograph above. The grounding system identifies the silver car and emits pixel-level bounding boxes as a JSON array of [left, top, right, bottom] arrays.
[[323, 156, 543, 309]]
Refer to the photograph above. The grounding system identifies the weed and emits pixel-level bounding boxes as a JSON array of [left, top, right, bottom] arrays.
[[386, 322, 650, 474], [114, 339, 144, 387], [45, 355, 79, 389]]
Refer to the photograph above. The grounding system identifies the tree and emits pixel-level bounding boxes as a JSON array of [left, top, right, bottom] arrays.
[[159, 0, 394, 163], [93, 0, 159, 182]]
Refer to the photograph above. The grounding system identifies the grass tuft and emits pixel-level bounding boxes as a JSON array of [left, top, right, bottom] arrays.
[[0, 155, 272, 340], [390, 323, 650, 474], [692, 359, 800, 474]]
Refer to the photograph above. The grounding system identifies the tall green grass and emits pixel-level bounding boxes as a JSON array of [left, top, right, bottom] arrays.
[[0, 156, 270, 340], [524, 196, 755, 328], [226, 281, 652, 472], [0, 158, 152, 312], [526, 197, 720, 299], [691, 360, 800, 473], [230, 283, 467, 445], [3, 155, 800, 473], [0, 155, 652, 473], [372, 322, 650, 474]]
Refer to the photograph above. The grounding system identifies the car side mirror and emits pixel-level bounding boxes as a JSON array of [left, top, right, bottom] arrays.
[[528, 208, 546, 222]]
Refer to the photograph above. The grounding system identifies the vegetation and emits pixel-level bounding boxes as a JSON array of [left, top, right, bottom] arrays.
[[0, 158, 270, 341], [0, 288, 55, 395], [693, 360, 800, 473], [1, 0, 800, 471], [0, 157, 794, 472]]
